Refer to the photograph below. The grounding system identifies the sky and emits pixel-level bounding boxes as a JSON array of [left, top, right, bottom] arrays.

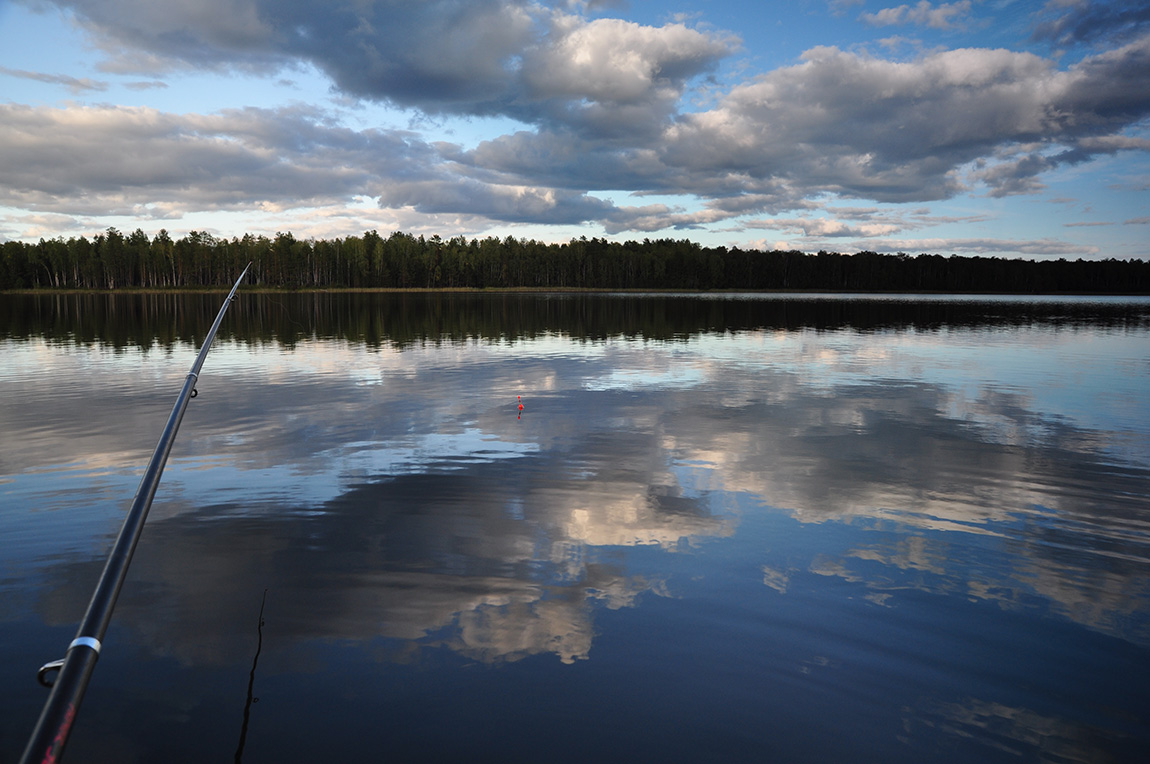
[[0, 0, 1148, 259]]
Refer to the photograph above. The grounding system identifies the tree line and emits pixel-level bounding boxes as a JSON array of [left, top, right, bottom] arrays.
[[2, 228, 1148, 293]]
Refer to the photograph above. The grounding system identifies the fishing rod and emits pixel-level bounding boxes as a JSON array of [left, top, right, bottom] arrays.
[[19, 264, 252, 764]]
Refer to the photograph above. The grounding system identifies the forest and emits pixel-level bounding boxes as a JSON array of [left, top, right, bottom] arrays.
[[2, 227, 1148, 293]]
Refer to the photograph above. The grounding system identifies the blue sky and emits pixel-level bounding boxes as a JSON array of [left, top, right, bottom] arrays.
[[1, 0, 1147, 259]]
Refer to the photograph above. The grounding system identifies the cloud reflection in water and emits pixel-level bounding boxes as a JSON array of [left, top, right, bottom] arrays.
[[2, 295, 1149, 762]]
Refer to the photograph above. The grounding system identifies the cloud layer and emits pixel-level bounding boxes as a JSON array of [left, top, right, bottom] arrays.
[[3, 1, 1149, 254]]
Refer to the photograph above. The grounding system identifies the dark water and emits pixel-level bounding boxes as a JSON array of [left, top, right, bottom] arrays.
[[2, 292, 1149, 763]]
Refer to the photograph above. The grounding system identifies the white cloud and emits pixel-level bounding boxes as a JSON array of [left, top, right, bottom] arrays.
[[46, 0, 541, 109], [522, 16, 732, 105], [745, 217, 904, 238], [4, 2, 1149, 245], [861, 1, 973, 30], [657, 36, 1150, 205], [41, 0, 733, 126], [0, 103, 431, 214], [377, 179, 616, 225]]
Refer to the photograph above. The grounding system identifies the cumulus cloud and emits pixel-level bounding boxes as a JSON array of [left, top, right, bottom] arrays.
[[971, 152, 1058, 197], [34, 0, 540, 110], [1033, 0, 1150, 47], [520, 15, 732, 135], [33, 0, 733, 125], [860, 1, 972, 30], [657, 37, 1150, 205], [444, 34, 1149, 232], [0, 101, 656, 233], [5, 1, 1150, 246], [744, 216, 904, 238], [602, 204, 735, 234], [377, 179, 617, 226], [0, 103, 432, 214], [66, 0, 277, 72], [523, 17, 728, 103]]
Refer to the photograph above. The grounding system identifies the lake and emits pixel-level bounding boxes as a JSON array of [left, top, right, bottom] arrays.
[[2, 292, 1149, 763]]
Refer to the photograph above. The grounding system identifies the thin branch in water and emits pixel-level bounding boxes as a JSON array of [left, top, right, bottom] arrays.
[[235, 588, 268, 764]]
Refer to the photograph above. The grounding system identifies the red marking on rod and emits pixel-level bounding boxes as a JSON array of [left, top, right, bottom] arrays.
[[42, 703, 76, 764]]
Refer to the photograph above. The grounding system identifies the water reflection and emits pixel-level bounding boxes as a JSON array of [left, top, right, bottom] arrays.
[[4, 292, 1149, 350], [25, 427, 717, 667], [905, 697, 1140, 764], [2, 294, 1149, 762], [9, 332, 1147, 648]]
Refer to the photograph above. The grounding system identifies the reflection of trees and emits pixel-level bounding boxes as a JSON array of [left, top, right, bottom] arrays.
[[3, 292, 1148, 351]]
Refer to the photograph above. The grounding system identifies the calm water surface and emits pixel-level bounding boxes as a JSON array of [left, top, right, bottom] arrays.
[[2, 293, 1149, 763]]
